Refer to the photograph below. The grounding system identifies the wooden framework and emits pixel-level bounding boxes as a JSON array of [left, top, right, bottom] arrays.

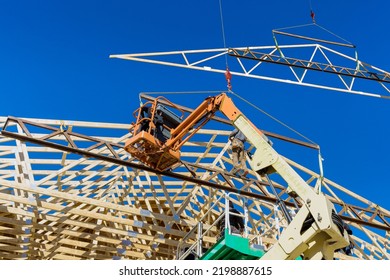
[[0, 116, 389, 260]]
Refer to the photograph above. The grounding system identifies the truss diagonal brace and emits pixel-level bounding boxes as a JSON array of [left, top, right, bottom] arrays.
[[1, 117, 390, 232], [0, 118, 287, 206], [228, 48, 390, 83], [110, 44, 390, 99]]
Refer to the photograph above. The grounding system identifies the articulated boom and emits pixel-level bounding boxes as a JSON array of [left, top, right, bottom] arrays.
[[126, 93, 351, 259]]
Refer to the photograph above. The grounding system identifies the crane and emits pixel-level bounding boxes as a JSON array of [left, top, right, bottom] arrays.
[[109, 26, 390, 259], [125, 92, 352, 260], [1, 19, 388, 261], [108, 18, 390, 258]]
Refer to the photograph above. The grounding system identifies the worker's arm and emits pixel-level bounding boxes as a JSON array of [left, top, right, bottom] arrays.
[[229, 128, 238, 139]]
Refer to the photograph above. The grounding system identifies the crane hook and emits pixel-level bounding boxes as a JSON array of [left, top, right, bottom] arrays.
[[310, 10, 316, 23], [225, 67, 232, 91]]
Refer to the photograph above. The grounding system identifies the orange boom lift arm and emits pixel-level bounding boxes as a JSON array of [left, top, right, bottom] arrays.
[[125, 93, 247, 171]]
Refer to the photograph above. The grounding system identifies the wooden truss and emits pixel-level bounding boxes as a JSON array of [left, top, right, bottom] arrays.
[[0, 115, 389, 260], [110, 44, 390, 99]]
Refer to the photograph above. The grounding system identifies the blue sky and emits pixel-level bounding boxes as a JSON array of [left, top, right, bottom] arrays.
[[1, 0, 390, 211]]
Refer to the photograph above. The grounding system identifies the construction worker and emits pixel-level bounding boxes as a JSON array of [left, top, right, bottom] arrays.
[[229, 128, 247, 176], [139, 105, 151, 133], [138, 106, 166, 143], [153, 109, 166, 143]]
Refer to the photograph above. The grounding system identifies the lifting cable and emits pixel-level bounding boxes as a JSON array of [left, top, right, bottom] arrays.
[[309, 0, 315, 23], [228, 90, 317, 147], [219, 0, 232, 91], [272, 23, 356, 49], [228, 90, 325, 184], [273, 1, 356, 49]]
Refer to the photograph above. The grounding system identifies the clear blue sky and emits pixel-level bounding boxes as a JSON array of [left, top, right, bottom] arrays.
[[1, 1, 389, 210]]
